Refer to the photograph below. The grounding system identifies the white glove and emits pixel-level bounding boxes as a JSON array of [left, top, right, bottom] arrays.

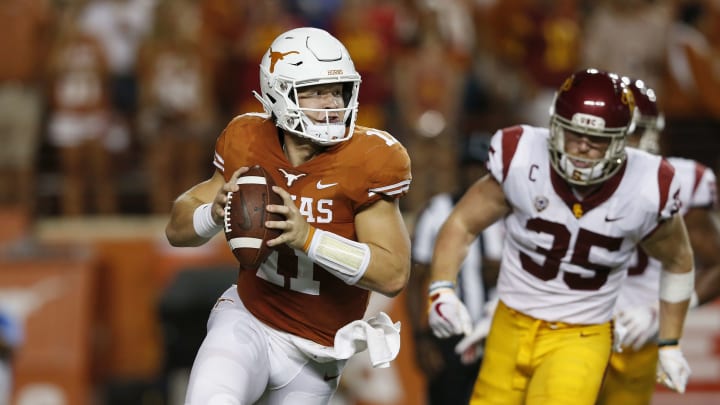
[[428, 287, 472, 338], [454, 291, 499, 364], [612, 321, 627, 353], [454, 316, 490, 364], [656, 346, 691, 393], [615, 305, 658, 351]]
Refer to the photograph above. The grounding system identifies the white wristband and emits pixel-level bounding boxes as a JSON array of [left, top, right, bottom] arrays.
[[659, 268, 695, 303], [193, 203, 222, 238], [428, 280, 455, 295], [689, 291, 699, 309], [306, 228, 371, 285]]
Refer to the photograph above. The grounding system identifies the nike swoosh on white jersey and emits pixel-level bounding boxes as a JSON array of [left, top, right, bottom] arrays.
[[316, 181, 338, 189]]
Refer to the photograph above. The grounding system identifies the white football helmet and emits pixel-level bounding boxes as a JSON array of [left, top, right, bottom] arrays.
[[254, 27, 361, 145], [548, 69, 637, 186]]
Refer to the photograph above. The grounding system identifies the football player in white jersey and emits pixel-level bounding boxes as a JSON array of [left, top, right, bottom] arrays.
[[426, 69, 694, 404], [597, 78, 720, 405]]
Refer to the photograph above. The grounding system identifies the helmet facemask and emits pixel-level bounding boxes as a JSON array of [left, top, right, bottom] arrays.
[[549, 109, 631, 186], [287, 81, 359, 144]]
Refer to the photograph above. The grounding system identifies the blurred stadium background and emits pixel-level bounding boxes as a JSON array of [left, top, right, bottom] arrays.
[[2, 0, 720, 404]]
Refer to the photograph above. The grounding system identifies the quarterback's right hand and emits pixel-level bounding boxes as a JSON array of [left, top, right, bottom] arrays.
[[656, 345, 691, 393], [427, 284, 472, 338]]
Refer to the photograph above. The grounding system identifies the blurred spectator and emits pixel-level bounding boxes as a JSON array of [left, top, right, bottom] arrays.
[[581, 0, 673, 90], [198, 0, 304, 121], [79, 0, 156, 118], [198, 0, 249, 120], [331, 0, 400, 131], [287, 0, 343, 31], [486, 0, 581, 126], [137, 0, 218, 214], [0, 0, 53, 213], [661, 0, 720, 119], [231, 0, 305, 115], [45, 4, 118, 216], [659, 0, 720, 171], [393, 10, 470, 214]]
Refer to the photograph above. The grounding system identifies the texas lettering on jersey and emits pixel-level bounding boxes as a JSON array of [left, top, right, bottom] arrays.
[[486, 125, 680, 325], [212, 113, 411, 345]]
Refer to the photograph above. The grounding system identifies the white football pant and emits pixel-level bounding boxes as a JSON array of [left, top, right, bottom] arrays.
[[184, 286, 345, 405]]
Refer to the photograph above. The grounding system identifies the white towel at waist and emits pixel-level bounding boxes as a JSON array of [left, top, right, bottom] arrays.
[[290, 312, 401, 368]]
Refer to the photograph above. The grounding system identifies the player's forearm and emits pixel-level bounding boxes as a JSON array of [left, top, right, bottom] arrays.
[[658, 300, 690, 341], [357, 245, 410, 297], [166, 196, 218, 247], [658, 266, 694, 341], [429, 220, 473, 284]]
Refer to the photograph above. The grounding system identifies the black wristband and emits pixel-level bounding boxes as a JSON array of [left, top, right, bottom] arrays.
[[657, 338, 679, 347]]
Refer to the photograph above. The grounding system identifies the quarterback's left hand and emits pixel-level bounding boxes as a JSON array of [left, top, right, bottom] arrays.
[[657, 346, 691, 393]]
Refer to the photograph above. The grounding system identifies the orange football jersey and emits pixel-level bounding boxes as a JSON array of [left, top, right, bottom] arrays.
[[213, 113, 411, 346]]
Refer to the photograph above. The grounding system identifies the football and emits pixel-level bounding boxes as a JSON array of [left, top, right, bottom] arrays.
[[223, 165, 283, 269]]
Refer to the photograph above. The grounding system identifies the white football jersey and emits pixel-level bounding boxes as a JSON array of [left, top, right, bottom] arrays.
[[614, 156, 718, 311], [488, 125, 681, 324]]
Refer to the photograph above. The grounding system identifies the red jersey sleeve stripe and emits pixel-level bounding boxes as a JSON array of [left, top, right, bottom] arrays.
[[657, 158, 675, 215], [692, 161, 707, 197], [501, 126, 524, 182]]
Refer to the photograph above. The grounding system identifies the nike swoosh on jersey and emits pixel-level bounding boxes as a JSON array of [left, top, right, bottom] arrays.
[[604, 215, 623, 222], [316, 180, 338, 189]]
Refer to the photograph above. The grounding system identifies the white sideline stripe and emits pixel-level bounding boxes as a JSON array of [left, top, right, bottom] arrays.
[[237, 176, 267, 185], [228, 237, 263, 249]]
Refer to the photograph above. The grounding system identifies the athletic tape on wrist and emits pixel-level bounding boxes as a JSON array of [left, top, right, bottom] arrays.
[[306, 228, 370, 285], [428, 280, 455, 295], [659, 268, 695, 303], [193, 202, 222, 238]]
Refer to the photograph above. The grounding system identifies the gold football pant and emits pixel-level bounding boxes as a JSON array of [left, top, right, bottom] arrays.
[[596, 343, 658, 405], [470, 300, 612, 405]]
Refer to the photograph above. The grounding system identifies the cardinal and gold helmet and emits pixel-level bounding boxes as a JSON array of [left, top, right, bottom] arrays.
[[549, 69, 637, 185]]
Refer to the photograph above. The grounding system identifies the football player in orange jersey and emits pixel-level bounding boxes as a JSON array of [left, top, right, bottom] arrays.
[[427, 69, 693, 404], [165, 27, 412, 404]]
